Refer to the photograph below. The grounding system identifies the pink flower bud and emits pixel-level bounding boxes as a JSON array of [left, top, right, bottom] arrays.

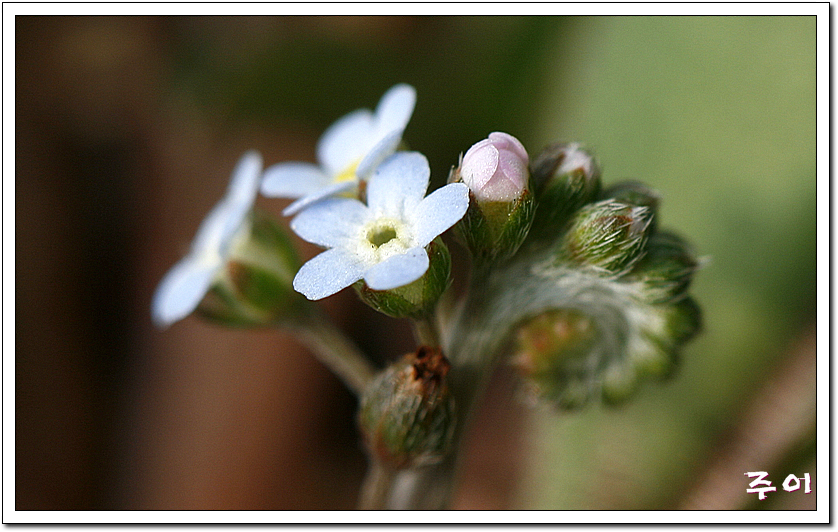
[[460, 132, 529, 202]]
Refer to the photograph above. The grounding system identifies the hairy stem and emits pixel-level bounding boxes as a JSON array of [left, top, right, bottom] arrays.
[[289, 308, 377, 396], [358, 460, 397, 510]]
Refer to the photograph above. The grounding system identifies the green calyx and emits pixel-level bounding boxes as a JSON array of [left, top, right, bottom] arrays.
[[508, 280, 702, 410], [354, 237, 452, 319], [624, 231, 701, 304], [358, 346, 457, 469], [455, 188, 536, 264]]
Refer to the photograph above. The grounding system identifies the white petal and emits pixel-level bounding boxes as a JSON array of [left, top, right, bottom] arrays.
[[374, 84, 416, 137], [355, 129, 402, 180], [151, 257, 220, 327], [488, 131, 528, 162], [461, 140, 499, 191], [366, 152, 430, 216], [290, 197, 368, 248], [260, 162, 332, 198], [410, 183, 470, 247], [293, 247, 367, 300], [192, 153, 259, 255], [191, 199, 237, 255], [364, 246, 429, 291], [225, 150, 262, 209], [316, 108, 375, 176], [282, 181, 357, 216]]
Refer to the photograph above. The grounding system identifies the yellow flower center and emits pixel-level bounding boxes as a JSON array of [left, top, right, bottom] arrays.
[[356, 217, 412, 265], [368, 226, 398, 248]]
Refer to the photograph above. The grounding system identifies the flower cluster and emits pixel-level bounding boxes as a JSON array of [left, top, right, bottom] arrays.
[[154, 84, 468, 325], [153, 84, 702, 497]]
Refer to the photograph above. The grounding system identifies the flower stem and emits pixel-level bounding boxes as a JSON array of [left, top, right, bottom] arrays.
[[373, 258, 529, 509], [358, 459, 396, 510], [412, 316, 440, 347], [289, 308, 377, 396]]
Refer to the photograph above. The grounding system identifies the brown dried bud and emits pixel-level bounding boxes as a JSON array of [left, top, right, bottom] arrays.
[[357, 346, 456, 469]]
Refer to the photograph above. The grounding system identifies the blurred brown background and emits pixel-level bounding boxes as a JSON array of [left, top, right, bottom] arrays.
[[15, 15, 817, 512]]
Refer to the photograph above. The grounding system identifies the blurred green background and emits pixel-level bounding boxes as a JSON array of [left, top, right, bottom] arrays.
[[16, 15, 816, 511]]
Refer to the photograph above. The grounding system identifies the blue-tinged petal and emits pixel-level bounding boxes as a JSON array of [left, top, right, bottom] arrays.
[[410, 183, 470, 247], [225, 150, 262, 208], [355, 129, 402, 180], [293, 247, 367, 300], [191, 199, 237, 255], [261, 162, 332, 198], [282, 180, 357, 217], [366, 152, 430, 217], [152, 257, 220, 327], [217, 201, 253, 249], [364, 246, 429, 291], [316, 108, 375, 177], [289, 197, 368, 248], [374, 84, 416, 137]]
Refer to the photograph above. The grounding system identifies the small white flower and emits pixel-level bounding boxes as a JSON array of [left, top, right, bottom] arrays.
[[152, 151, 262, 327], [261, 84, 417, 216], [290, 151, 469, 300]]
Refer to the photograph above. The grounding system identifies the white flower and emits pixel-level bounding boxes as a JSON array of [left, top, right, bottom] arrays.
[[261, 83, 417, 216], [152, 151, 262, 327], [290, 152, 469, 300]]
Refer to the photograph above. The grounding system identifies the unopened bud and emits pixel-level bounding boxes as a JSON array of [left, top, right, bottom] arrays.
[[600, 180, 661, 233], [460, 132, 529, 202], [513, 310, 600, 409], [625, 231, 700, 304], [562, 200, 653, 273], [354, 237, 452, 318], [451, 132, 535, 262], [528, 143, 601, 245], [601, 296, 702, 404], [358, 346, 456, 469]]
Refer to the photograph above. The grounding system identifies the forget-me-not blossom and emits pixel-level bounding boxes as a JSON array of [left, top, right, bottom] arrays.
[[289, 151, 469, 300], [152, 151, 262, 327], [261, 84, 417, 216]]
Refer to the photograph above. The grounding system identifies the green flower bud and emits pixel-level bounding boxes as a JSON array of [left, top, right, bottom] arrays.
[[512, 309, 600, 409], [561, 199, 653, 273], [358, 346, 456, 469], [601, 296, 702, 404], [600, 180, 660, 210], [354, 237, 452, 319], [600, 180, 661, 233], [528, 143, 601, 244], [451, 132, 535, 263], [197, 209, 307, 326], [511, 294, 702, 409], [625, 231, 701, 304]]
